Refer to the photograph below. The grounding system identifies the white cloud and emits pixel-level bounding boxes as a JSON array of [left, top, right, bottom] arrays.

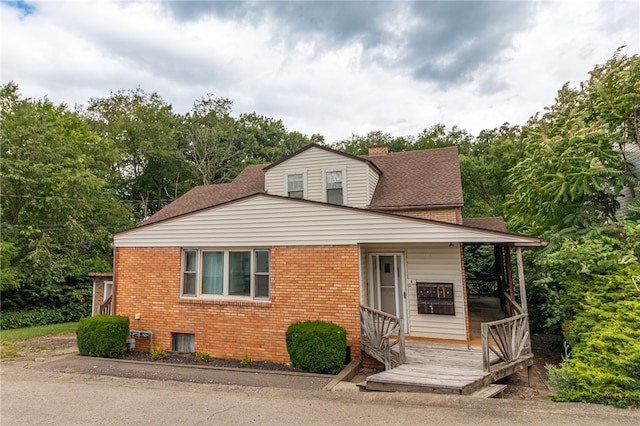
[[1, 1, 638, 143]]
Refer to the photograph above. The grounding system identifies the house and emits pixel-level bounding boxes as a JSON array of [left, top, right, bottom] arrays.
[[102, 143, 545, 393], [618, 142, 640, 217]]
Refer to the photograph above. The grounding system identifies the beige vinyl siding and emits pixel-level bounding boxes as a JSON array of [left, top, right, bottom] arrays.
[[114, 195, 541, 248], [367, 166, 379, 205], [405, 243, 466, 340], [360, 243, 466, 341], [264, 146, 374, 208], [265, 169, 285, 197]]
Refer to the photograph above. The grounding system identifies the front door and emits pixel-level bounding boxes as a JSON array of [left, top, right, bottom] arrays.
[[369, 253, 408, 332]]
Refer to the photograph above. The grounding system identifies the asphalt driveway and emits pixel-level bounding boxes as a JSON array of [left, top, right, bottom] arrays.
[[34, 354, 333, 391], [2, 356, 639, 426]]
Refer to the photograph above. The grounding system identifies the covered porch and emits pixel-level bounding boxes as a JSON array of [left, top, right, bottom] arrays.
[[358, 234, 541, 394]]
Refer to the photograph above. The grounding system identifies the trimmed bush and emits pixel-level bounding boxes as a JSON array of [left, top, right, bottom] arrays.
[[285, 320, 346, 374], [0, 304, 90, 329], [76, 315, 129, 358]]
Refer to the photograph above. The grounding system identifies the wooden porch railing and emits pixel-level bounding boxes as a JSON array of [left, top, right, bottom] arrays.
[[99, 295, 112, 315], [359, 305, 405, 370], [481, 312, 530, 371], [503, 291, 523, 316]]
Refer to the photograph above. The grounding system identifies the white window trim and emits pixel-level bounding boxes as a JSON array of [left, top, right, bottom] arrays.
[[284, 170, 307, 199], [322, 167, 347, 205], [181, 248, 271, 300]]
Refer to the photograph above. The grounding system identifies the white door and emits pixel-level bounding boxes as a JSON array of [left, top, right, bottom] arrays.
[[369, 253, 408, 332]]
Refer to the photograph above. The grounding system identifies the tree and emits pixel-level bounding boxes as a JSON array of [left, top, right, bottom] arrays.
[[236, 112, 315, 164], [0, 82, 131, 310], [507, 49, 639, 234], [180, 97, 320, 185], [180, 95, 241, 185], [414, 123, 474, 152], [84, 88, 189, 220], [460, 123, 524, 217], [333, 130, 411, 155], [503, 49, 640, 408], [585, 47, 640, 214], [537, 221, 640, 407]]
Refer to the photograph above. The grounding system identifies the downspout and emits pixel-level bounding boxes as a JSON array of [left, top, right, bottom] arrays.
[[111, 246, 117, 315], [91, 279, 96, 317]]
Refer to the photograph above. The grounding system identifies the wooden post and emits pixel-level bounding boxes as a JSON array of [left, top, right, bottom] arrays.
[[494, 246, 506, 313], [515, 246, 532, 353], [505, 247, 514, 307], [516, 247, 528, 313], [481, 322, 490, 371]]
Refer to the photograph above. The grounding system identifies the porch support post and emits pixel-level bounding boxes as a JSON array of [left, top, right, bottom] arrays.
[[504, 247, 514, 316], [515, 246, 527, 313], [494, 246, 506, 313]]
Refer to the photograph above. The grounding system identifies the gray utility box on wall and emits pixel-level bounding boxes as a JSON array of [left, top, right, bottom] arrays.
[[416, 282, 455, 315]]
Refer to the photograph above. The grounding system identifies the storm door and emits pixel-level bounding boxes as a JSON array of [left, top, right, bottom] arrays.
[[369, 253, 408, 332]]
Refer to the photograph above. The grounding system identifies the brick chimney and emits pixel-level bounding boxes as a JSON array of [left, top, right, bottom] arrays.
[[368, 145, 388, 156]]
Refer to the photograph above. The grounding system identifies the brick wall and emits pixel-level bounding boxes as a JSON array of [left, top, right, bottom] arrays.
[[394, 207, 462, 224], [114, 245, 361, 363], [92, 280, 105, 316], [90, 273, 113, 316]]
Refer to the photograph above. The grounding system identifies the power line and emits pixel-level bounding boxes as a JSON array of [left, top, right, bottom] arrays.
[[0, 193, 176, 204]]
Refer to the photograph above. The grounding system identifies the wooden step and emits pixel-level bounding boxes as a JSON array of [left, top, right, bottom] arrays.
[[470, 384, 508, 398]]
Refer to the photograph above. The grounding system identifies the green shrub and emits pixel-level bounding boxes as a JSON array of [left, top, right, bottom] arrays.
[[0, 304, 90, 330], [546, 266, 640, 408], [151, 348, 167, 361], [196, 352, 210, 363], [240, 355, 252, 368], [76, 315, 129, 358], [285, 320, 346, 374]]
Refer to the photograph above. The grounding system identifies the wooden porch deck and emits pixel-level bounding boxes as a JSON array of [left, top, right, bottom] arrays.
[[361, 341, 533, 395]]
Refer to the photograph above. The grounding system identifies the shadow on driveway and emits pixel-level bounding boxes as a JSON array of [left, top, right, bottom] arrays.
[[36, 354, 333, 391]]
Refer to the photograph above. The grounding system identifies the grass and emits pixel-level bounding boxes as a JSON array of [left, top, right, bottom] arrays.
[[0, 322, 78, 343], [0, 341, 22, 358]]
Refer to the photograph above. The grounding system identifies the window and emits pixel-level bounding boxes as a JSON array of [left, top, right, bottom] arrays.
[[325, 170, 344, 205], [172, 333, 195, 353], [254, 250, 270, 298], [202, 252, 223, 295], [287, 173, 304, 198], [181, 249, 271, 299], [182, 250, 198, 296], [229, 251, 251, 296]]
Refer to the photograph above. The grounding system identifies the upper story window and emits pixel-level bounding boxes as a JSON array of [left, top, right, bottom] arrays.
[[287, 173, 304, 198], [325, 170, 344, 205], [181, 249, 270, 300]]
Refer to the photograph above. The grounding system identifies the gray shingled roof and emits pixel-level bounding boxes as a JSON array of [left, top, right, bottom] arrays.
[[365, 146, 463, 209], [142, 164, 265, 225], [140, 145, 464, 226]]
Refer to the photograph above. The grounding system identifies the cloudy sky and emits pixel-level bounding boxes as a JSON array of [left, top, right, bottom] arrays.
[[2, 1, 638, 143]]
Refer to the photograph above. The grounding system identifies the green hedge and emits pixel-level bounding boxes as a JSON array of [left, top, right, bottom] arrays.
[[0, 304, 90, 330], [547, 267, 640, 408], [76, 315, 129, 358], [285, 320, 346, 374]]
